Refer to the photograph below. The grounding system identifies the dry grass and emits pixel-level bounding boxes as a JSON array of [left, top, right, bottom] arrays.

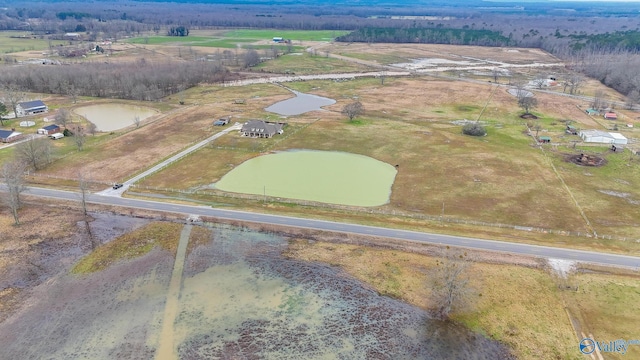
[[71, 222, 182, 274], [284, 239, 581, 360]]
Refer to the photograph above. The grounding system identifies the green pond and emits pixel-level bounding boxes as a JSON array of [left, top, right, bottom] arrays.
[[215, 150, 397, 207]]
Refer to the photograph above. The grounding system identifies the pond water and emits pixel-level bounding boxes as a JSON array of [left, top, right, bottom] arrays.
[[265, 89, 335, 116], [214, 150, 397, 207], [0, 223, 513, 359], [74, 103, 158, 132]]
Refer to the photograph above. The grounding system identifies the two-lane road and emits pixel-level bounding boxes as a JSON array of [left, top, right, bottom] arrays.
[[17, 186, 640, 269]]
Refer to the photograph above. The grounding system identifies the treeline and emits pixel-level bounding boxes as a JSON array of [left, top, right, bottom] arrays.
[[0, 61, 229, 101], [336, 27, 512, 46]]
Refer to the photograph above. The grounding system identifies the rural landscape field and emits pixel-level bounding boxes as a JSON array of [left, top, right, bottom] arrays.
[[1, 1, 640, 359]]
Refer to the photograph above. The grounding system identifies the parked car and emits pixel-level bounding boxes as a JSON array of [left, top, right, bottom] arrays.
[[112, 183, 124, 190], [214, 117, 230, 126]]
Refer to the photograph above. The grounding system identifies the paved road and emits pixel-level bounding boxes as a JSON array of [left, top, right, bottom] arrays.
[[18, 186, 640, 269]]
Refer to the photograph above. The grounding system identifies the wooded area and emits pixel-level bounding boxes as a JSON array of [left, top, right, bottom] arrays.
[[1, 0, 640, 99]]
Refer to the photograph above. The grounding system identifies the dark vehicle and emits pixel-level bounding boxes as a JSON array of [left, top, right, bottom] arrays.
[[112, 183, 124, 190]]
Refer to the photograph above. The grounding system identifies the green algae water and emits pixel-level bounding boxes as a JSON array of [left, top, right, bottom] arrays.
[[215, 150, 397, 207]]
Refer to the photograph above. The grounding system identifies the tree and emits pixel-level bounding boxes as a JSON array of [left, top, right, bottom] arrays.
[[531, 73, 547, 89], [462, 122, 487, 136], [243, 49, 260, 68], [342, 101, 364, 121], [0, 102, 7, 126], [518, 95, 538, 115], [74, 125, 87, 151], [428, 247, 475, 320], [563, 74, 583, 95], [1, 83, 24, 118], [55, 108, 71, 128], [15, 137, 52, 171], [2, 160, 27, 225], [592, 90, 606, 111], [133, 115, 141, 128]]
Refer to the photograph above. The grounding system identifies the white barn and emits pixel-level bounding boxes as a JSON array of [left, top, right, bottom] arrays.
[[579, 130, 628, 145]]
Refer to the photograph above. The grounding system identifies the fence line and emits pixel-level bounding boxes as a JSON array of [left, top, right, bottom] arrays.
[[127, 184, 638, 243]]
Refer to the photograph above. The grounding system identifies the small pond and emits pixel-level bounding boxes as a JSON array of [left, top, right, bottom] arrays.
[[214, 150, 397, 207], [265, 89, 335, 116], [74, 103, 158, 132]]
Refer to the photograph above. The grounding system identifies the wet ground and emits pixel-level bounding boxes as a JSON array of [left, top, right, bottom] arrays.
[[0, 218, 513, 359]]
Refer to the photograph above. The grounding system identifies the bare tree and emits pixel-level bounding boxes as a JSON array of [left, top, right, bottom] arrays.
[[518, 96, 538, 115], [73, 125, 87, 151], [592, 90, 606, 111], [563, 74, 584, 95], [87, 122, 97, 136], [531, 73, 547, 89], [55, 108, 71, 128], [1, 83, 24, 118], [342, 101, 364, 121], [78, 171, 90, 217], [133, 115, 141, 128], [491, 67, 501, 83], [243, 49, 261, 68], [2, 160, 27, 225], [15, 137, 52, 171], [0, 102, 7, 126], [428, 247, 475, 320]]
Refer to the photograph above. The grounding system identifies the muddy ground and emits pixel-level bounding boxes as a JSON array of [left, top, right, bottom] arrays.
[[0, 207, 514, 359]]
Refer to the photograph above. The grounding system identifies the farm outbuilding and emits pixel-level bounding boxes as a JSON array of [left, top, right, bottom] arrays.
[[37, 124, 61, 135], [585, 108, 599, 116], [16, 100, 48, 117], [579, 130, 628, 145], [0, 129, 24, 143], [604, 112, 618, 120]]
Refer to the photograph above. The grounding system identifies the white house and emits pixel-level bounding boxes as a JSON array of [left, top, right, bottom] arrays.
[[16, 100, 48, 117], [579, 130, 628, 145]]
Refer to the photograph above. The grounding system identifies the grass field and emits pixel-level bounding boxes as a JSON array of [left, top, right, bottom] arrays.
[[126, 29, 349, 49], [0, 31, 66, 54]]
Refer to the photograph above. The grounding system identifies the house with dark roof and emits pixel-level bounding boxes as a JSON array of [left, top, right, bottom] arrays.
[[0, 129, 24, 143], [37, 124, 61, 135], [241, 120, 285, 138], [16, 100, 48, 117]]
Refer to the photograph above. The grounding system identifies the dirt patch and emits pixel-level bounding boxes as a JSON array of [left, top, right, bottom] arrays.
[[566, 153, 607, 167], [520, 113, 538, 120]]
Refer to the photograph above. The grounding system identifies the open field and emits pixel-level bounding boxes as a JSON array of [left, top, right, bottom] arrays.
[[0, 31, 67, 54], [2, 41, 640, 245], [1, 202, 638, 359]]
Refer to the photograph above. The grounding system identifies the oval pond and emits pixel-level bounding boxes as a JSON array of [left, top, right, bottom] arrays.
[[74, 103, 157, 132], [265, 89, 335, 116], [215, 150, 397, 207]]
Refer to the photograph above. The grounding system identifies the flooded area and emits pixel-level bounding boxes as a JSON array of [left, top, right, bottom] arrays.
[[0, 222, 512, 359], [214, 150, 397, 206], [265, 88, 335, 116], [74, 103, 157, 131]]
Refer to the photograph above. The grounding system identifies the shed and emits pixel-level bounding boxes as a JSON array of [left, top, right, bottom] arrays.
[[538, 136, 551, 143], [0, 129, 24, 143], [16, 100, 48, 117], [579, 129, 628, 145], [604, 112, 618, 120], [37, 124, 61, 135], [566, 125, 578, 135], [585, 108, 599, 116]]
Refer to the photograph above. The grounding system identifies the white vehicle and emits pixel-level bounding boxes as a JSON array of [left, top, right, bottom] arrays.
[[49, 133, 64, 140]]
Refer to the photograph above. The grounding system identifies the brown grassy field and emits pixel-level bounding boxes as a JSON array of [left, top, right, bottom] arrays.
[[3, 41, 640, 246], [285, 238, 640, 360]]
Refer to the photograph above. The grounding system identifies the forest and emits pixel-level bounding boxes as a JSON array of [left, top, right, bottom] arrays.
[[0, 0, 639, 101]]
